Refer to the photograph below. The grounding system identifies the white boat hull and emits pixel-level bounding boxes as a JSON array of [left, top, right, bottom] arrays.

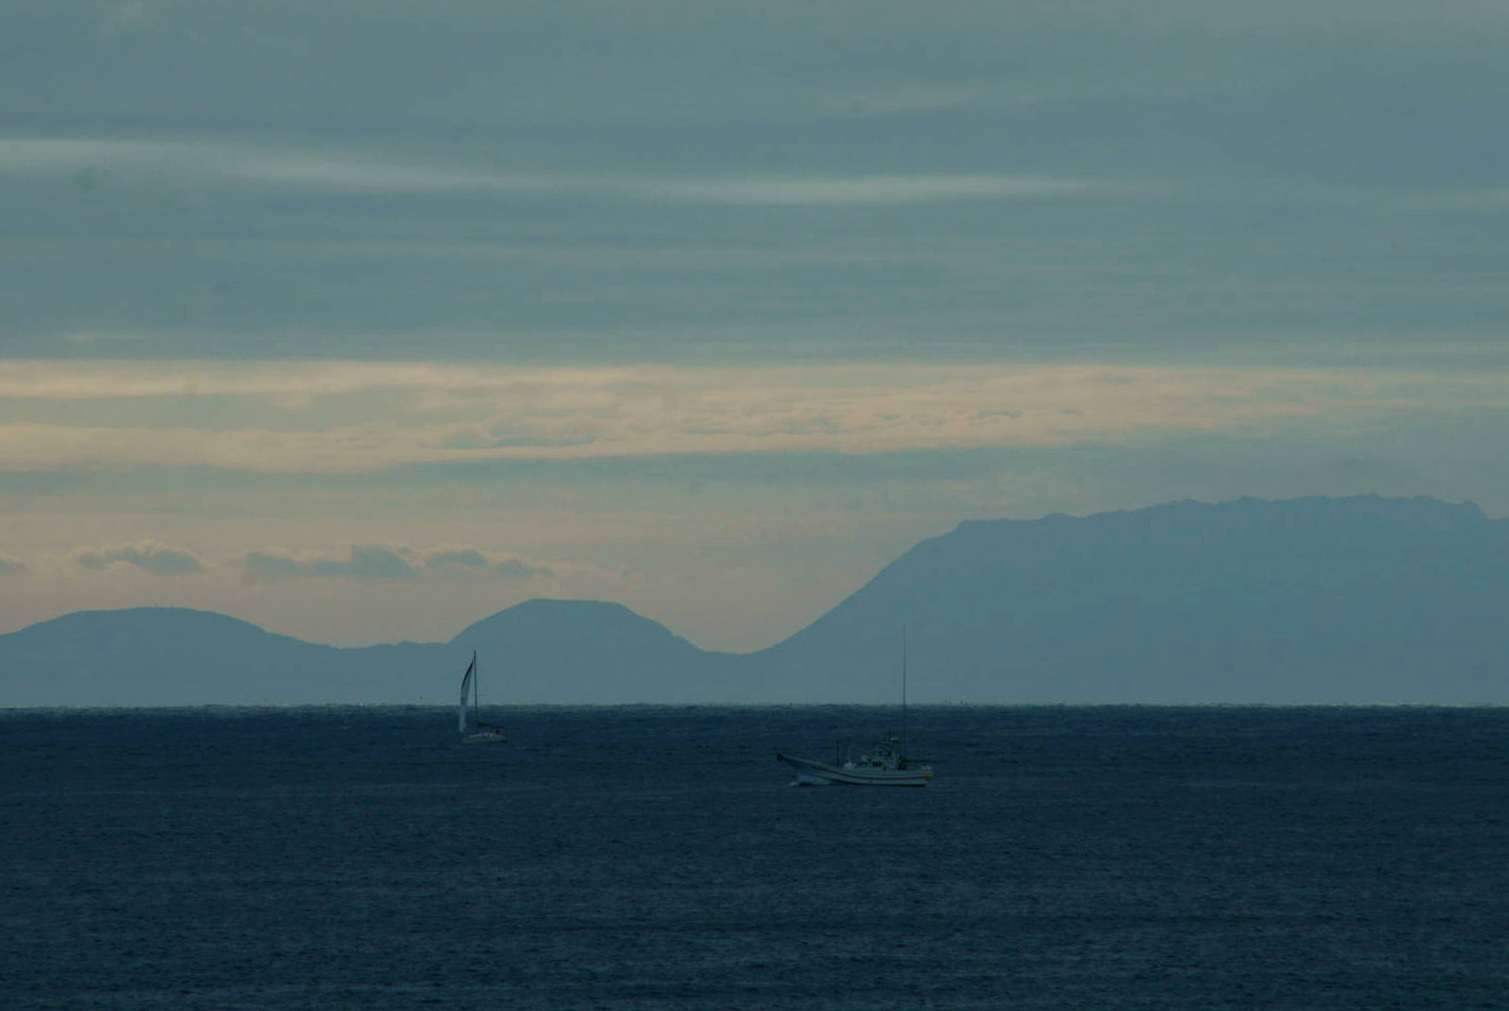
[[776, 752, 932, 787], [462, 730, 509, 744]]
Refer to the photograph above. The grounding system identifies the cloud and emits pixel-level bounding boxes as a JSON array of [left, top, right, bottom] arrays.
[[242, 545, 556, 582], [416, 547, 489, 569], [71, 542, 205, 575], [0, 555, 29, 576], [0, 137, 1112, 206], [612, 174, 1105, 206], [240, 552, 305, 581], [4, 360, 1509, 476], [96, 1, 173, 36], [312, 545, 418, 580], [818, 85, 983, 118], [422, 548, 555, 578], [245, 545, 417, 581], [0, 138, 505, 194], [1394, 187, 1509, 213]]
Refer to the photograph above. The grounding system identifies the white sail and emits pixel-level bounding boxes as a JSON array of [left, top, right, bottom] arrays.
[[458, 653, 476, 734]]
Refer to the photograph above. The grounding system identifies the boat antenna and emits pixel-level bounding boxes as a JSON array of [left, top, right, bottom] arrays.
[[901, 624, 909, 758]]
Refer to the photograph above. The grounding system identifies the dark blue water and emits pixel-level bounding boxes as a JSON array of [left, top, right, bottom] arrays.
[[4, 706, 1508, 1009]]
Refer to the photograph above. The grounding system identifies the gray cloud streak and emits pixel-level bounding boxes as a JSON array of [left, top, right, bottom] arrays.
[[0, 138, 1117, 207], [72, 543, 205, 575], [242, 545, 556, 582]]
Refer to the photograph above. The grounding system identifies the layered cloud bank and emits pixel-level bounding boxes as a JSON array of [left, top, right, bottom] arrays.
[[3, 360, 1504, 474]]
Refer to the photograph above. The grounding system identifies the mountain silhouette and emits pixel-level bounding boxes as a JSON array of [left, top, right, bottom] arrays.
[[749, 495, 1509, 703], [4, 495, 1507, 706]]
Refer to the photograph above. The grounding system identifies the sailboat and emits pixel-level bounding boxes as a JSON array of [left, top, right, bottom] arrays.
[[458, 651, 508, 744], [776, 628, 932, 786]]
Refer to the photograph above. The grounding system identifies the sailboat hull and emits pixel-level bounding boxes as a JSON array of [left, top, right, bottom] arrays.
[[776, 752, 932, 787]]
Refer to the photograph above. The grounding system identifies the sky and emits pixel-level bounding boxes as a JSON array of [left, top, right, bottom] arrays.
[[2, 0, 1508, 652]]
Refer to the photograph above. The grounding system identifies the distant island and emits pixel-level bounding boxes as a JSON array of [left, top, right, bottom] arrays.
[[4, 495, 1508, 706]]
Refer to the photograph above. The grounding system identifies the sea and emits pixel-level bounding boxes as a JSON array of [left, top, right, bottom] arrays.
[[3, 705, 1508, 1010]]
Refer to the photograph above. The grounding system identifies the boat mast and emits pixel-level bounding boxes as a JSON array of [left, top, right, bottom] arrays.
[[472, 651, 479, 726], [901, 625, 909, 758]]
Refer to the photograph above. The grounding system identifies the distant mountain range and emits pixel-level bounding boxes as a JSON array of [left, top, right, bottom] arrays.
[[5, 495, 1509, 706]]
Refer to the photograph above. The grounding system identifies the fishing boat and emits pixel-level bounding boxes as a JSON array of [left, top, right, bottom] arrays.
[[457, 651, 508, 744], [776, 628, 932, 786], [777, 733, 932, 786]]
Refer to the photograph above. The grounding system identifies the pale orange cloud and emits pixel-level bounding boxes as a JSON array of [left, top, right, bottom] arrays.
[[1, 361, 1504, 474]]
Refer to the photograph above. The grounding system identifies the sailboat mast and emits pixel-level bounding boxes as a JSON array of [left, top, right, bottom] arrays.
[[472, 651, 479, 725]]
